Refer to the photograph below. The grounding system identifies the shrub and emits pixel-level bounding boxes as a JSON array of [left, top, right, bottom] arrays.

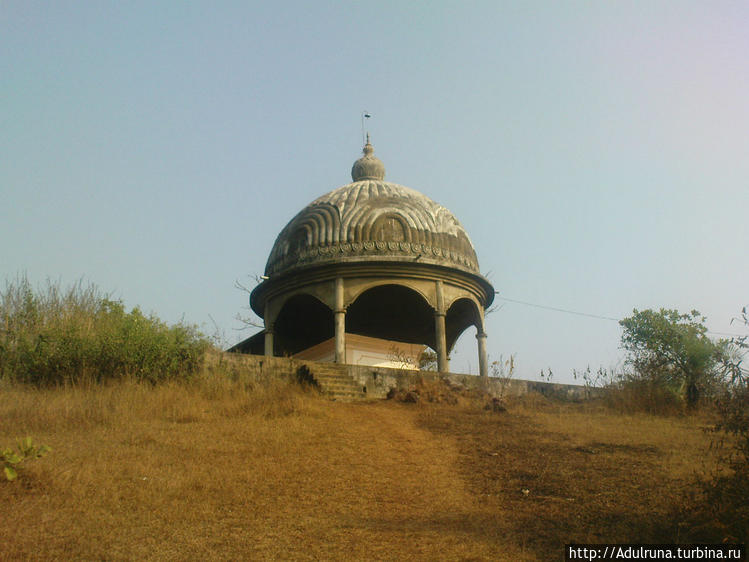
[[570, 365, 685, 415], [0, 275, 210, 385], [2, 437, 51, 481], [605, 371, 687, 415], [491, 354, 515, 400]]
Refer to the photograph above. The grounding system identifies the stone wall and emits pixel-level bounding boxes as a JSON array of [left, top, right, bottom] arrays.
[[346, 363, 597, 401], [204, 351, 306, 383], [213, 352, 598, 401]]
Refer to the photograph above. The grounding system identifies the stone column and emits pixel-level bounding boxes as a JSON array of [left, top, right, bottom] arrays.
[[264, 301, 274, 357], [434, 280, 449, 372], [264, 329, 274, 357], [476, 330, 488, 379], [334, 277, 346, 364]]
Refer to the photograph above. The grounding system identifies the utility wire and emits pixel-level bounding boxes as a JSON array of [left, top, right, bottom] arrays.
[[495, 296, 620, 322], [706, 330, 748, 338], [495, 295, 748, 338]]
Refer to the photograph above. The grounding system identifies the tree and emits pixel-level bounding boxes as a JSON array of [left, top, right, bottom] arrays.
[[693, 307, 749, 543], [619, 309, 723, 408], [721, 305, 748, 386]]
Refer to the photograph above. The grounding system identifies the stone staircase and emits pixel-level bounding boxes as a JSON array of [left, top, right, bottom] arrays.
[[306, 362, 367, 401]]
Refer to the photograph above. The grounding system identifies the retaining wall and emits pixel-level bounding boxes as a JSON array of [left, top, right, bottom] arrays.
[[209, 351, 597, 401]]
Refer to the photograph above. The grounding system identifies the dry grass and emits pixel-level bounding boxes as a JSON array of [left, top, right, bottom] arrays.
[[1, 375, 718, 561], [416, 394, 721, 558]]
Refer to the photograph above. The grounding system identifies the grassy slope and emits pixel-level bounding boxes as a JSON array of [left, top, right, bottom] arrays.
[[0, 378, 715, 561]]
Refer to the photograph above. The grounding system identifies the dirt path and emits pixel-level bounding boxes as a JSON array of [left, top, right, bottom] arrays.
[[239, 401, 531, 560]]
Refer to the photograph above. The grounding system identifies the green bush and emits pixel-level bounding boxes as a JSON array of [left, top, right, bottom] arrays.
[[2, 437, 51, 481], [0, 275, 210, 385]]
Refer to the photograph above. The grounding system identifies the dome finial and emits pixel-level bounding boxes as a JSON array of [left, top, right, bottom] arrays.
[[351, 135, 385, 181], [362, 133, 373, 156]]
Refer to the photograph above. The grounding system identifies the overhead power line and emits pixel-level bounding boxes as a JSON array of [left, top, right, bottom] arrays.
[[495, 295, 748, 338], [706, 330, 749, 338], [495, 296, 620, 322]]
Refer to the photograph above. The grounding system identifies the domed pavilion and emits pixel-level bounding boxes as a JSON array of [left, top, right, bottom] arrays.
[[233, 137, 495, 378]]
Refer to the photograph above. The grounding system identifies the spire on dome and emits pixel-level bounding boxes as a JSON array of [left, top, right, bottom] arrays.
[[351, 135, 385, 181]]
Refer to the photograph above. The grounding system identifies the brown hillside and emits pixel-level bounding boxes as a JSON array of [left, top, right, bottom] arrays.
[[0, 376, 716, 561]]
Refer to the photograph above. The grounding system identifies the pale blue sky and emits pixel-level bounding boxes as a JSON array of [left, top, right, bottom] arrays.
[[3, 1, 748, 383]]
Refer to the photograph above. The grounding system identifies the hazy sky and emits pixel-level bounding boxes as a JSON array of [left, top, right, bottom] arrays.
[[3, 1, 748, 383]]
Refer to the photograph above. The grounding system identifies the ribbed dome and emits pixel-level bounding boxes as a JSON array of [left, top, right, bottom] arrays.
[[265, 142, 480, 277]]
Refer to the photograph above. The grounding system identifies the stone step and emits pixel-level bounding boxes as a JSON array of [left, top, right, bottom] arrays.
[[307, 364, 366, 400], [315, 375, 357, 384], [316, 379, 361, 390], [330, 396, 364, 403], [313, 374, 352, 382], [314, 371, 357, 378], [324, 388, 362, 396], [312, 372, 353, 380], [310, 368, 349, 375], [323, 388, 364, 396], [298, 361, 367, 400], [322, 384, 362, 394], [312, 369, 350, 378]]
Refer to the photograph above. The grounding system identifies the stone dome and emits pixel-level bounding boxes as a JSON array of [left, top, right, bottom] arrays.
[[265, 142, 480, 277]]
